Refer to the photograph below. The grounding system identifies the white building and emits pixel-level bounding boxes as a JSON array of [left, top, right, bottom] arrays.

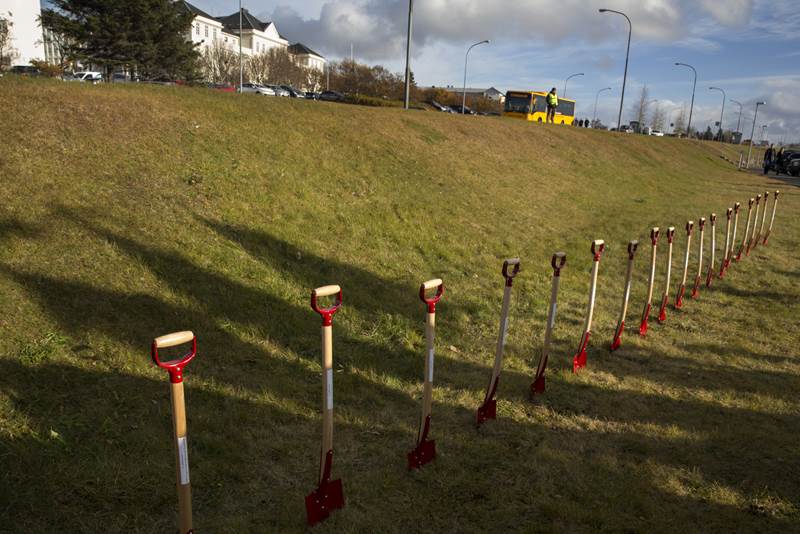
[[0, 0, 45, 66], [182, 2, 325, 71]]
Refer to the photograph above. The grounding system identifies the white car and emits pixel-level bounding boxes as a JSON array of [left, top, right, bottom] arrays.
[[241, 83, 275, 96], [64, 71, 103, 84], [651, 130, 665, 137]]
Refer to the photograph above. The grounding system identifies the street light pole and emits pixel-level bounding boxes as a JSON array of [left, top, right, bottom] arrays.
[[746, 101, 766, 168], [730, 99, 743, 138], [599, 9, 631, 130], [593, 87, 612, 124], [674, 62, 697, 136], [403, 0, 413, 110], [709, 86, 726, 142], [563, 72, 584, 98], [462, 40, 490, 115], [238, 0, 243, 93]]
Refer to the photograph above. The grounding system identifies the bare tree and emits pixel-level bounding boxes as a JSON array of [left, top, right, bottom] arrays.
[[673, 104, 687, 136], [0, 12, 20, 70], [634, 84, 650, 132], [650, 103, 666, 132], [199, 41, 238, 84]]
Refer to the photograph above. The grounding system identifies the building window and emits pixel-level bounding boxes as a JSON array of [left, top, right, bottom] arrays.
[[204, 25, 208, 38], [213, 28, 217, 41], [195, 24, 199, 35]]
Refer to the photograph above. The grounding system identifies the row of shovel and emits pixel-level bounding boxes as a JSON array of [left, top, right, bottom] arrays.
[[150, 189, 779, 530]]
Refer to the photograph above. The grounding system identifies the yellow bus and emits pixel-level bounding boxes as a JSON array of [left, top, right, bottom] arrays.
[[503, 91, 576, 125]]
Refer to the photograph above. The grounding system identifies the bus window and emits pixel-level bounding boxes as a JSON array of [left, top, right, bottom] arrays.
[[504, 94, 532, 114], [557, 100, 575, 116], [533, 97, 547, 113]]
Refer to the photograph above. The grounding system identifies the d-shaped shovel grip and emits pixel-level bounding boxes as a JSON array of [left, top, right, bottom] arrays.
[[591, 240, 605, 261], [502, 258, 521, 286], [734, 202, 741, 214], [419, 279, 444, 313], [666, 226, 676, 244], [726, 208, 732, 220], [650, 227, 660, 246], [710, 213, 717, 224], [311, 285, 343, 326], [628, 240, 640, 259], [551, 252, 567, 275], [151, 331, 197, 383], [698, 218, 706, 231], [685, 221, 694, 236]]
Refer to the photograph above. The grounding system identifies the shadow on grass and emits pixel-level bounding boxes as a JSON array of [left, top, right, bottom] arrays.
[[0, 218, 40, 242]]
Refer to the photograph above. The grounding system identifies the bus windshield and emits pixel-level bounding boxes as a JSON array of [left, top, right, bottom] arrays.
[[504, 94, 532, 114]]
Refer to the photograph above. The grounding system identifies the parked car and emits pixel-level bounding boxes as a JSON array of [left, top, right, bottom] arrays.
[[280, 85, 304, 98], [304, 91, 320, 100], [10, 65, 41, 76], [319, 91, 345, 102], [64, 71, 103, 84], [241, 83, 275, 96], [651, 130, 665, 137], [112, 72, 139, 83], [204, 83, 234, 92], [449, 104, 476, 115], [774, 151, 799, 176], [264, 84, 290, 97], [429, 100, 454, 113], [787, 154, 800, 177]]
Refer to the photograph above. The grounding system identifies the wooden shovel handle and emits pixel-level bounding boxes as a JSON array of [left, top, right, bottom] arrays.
[[155, 331, 194, 349], [313, 285, 341, 298]]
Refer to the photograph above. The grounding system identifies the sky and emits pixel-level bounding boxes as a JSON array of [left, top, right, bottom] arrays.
[[146, 1, 800, 140]]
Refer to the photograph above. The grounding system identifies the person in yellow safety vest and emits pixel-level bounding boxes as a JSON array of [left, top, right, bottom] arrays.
[[546, 87, 558, 123]]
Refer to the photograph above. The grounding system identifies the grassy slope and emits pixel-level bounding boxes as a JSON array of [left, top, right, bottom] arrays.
[[0, 77, 798, 532]]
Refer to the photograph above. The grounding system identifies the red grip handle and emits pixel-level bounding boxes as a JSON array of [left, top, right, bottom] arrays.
[[501, 259, 521, 286], [686, 221, 694, 235], [151, 335, 197, 384], [311, 288, 343, 326], [591, 240, 605, 260], [551, 252, 566, 276], [419, 282, 444, 313], [628, 240, 639, 259]]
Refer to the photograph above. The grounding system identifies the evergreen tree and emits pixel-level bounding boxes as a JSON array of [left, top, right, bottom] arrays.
[[42, 0, 198, 80]]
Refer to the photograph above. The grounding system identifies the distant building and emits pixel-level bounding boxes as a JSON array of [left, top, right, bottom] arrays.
[[423, 85, 505, 103], [0, 0, 45, 66], [182, 2, 325, 71]]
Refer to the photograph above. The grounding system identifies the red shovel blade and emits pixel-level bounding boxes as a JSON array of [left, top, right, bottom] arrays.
[[675, 285, 685, 309], [658, 295, 668, 323], [691, 276, 701, 299], [305, 478, 344, 526], [640, 303, 652, 335], [705, 267, 714, 288], [475, 399, 496, 426], [530, 375, 546, 396], [407, 439, 436, 470], [572, 332, 590, 373], [610, 321, 624, 351]]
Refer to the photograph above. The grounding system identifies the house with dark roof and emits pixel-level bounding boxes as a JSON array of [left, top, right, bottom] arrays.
[[182, 2, 326, 72]]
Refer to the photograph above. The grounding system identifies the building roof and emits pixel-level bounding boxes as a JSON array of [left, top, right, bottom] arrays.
[[181, 1, 215, 22], [288, 42, 325, 59], [216, 8, 271, 33]]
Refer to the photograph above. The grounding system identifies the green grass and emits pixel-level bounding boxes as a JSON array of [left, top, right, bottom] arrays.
[[0, 77, 798, 532]]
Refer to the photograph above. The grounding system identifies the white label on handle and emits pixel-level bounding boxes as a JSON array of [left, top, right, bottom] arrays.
[[427, 348, 434, 383], [549, 303, 557, 329], [177, 436, 190, 485], [624, 284, 631, 303], [326, 368, 333, 409]]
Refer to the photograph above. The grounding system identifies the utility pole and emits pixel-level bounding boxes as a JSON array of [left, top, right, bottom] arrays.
[[599, 9, 631, 130], [462, 40, 490, 114], [709, 86, 725, 142], [674, 62, 697, 136], [403, 0, 413, 110]]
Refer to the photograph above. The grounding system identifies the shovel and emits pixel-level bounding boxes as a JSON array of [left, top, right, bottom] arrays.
[[718, 208, 733, 279], [735, 198, 754, 262], [705, 213, 717, 287], [572, 240, 605, 373], [408, 279, 444, 470], [305, 285, 345, 526], [674, 221, 693, 309], [531, 253, 566, 396], [151, 331, 197, 534], [752, 190, 769, 250], [611, 240, 639, 350], [724, 203, 740, 274], [763, 190, 780, 245], [476, 259, 520, 426], [639, 228, 659, 335], [746, 194, 761, 256], [691, 217, 706, 298], [657, 227, 676, 322]]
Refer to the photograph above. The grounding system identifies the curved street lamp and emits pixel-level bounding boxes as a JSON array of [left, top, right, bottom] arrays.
[[462, 39, 490, 114], [730, 99, 743, 138], [593, 87, 612, 124], [674, 62, 697, 136], [563, 72, 584, 98], [746, 101, 766, 168], [599, 9, 631, 130], [709, 86, 726, 143]]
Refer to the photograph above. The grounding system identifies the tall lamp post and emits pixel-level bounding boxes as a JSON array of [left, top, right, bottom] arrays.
[[238, 0, 243, 92], [563, 72, 584, 98], [462, 40, 490, 114], [674, 62, 697, 136], [599, 9, 631, 130], [709, 86, 726, 142], [746, 101, 766, 168], [593, 87, 612, 124], [730, 99, 743, 139], [403, 0, 413, 110]]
